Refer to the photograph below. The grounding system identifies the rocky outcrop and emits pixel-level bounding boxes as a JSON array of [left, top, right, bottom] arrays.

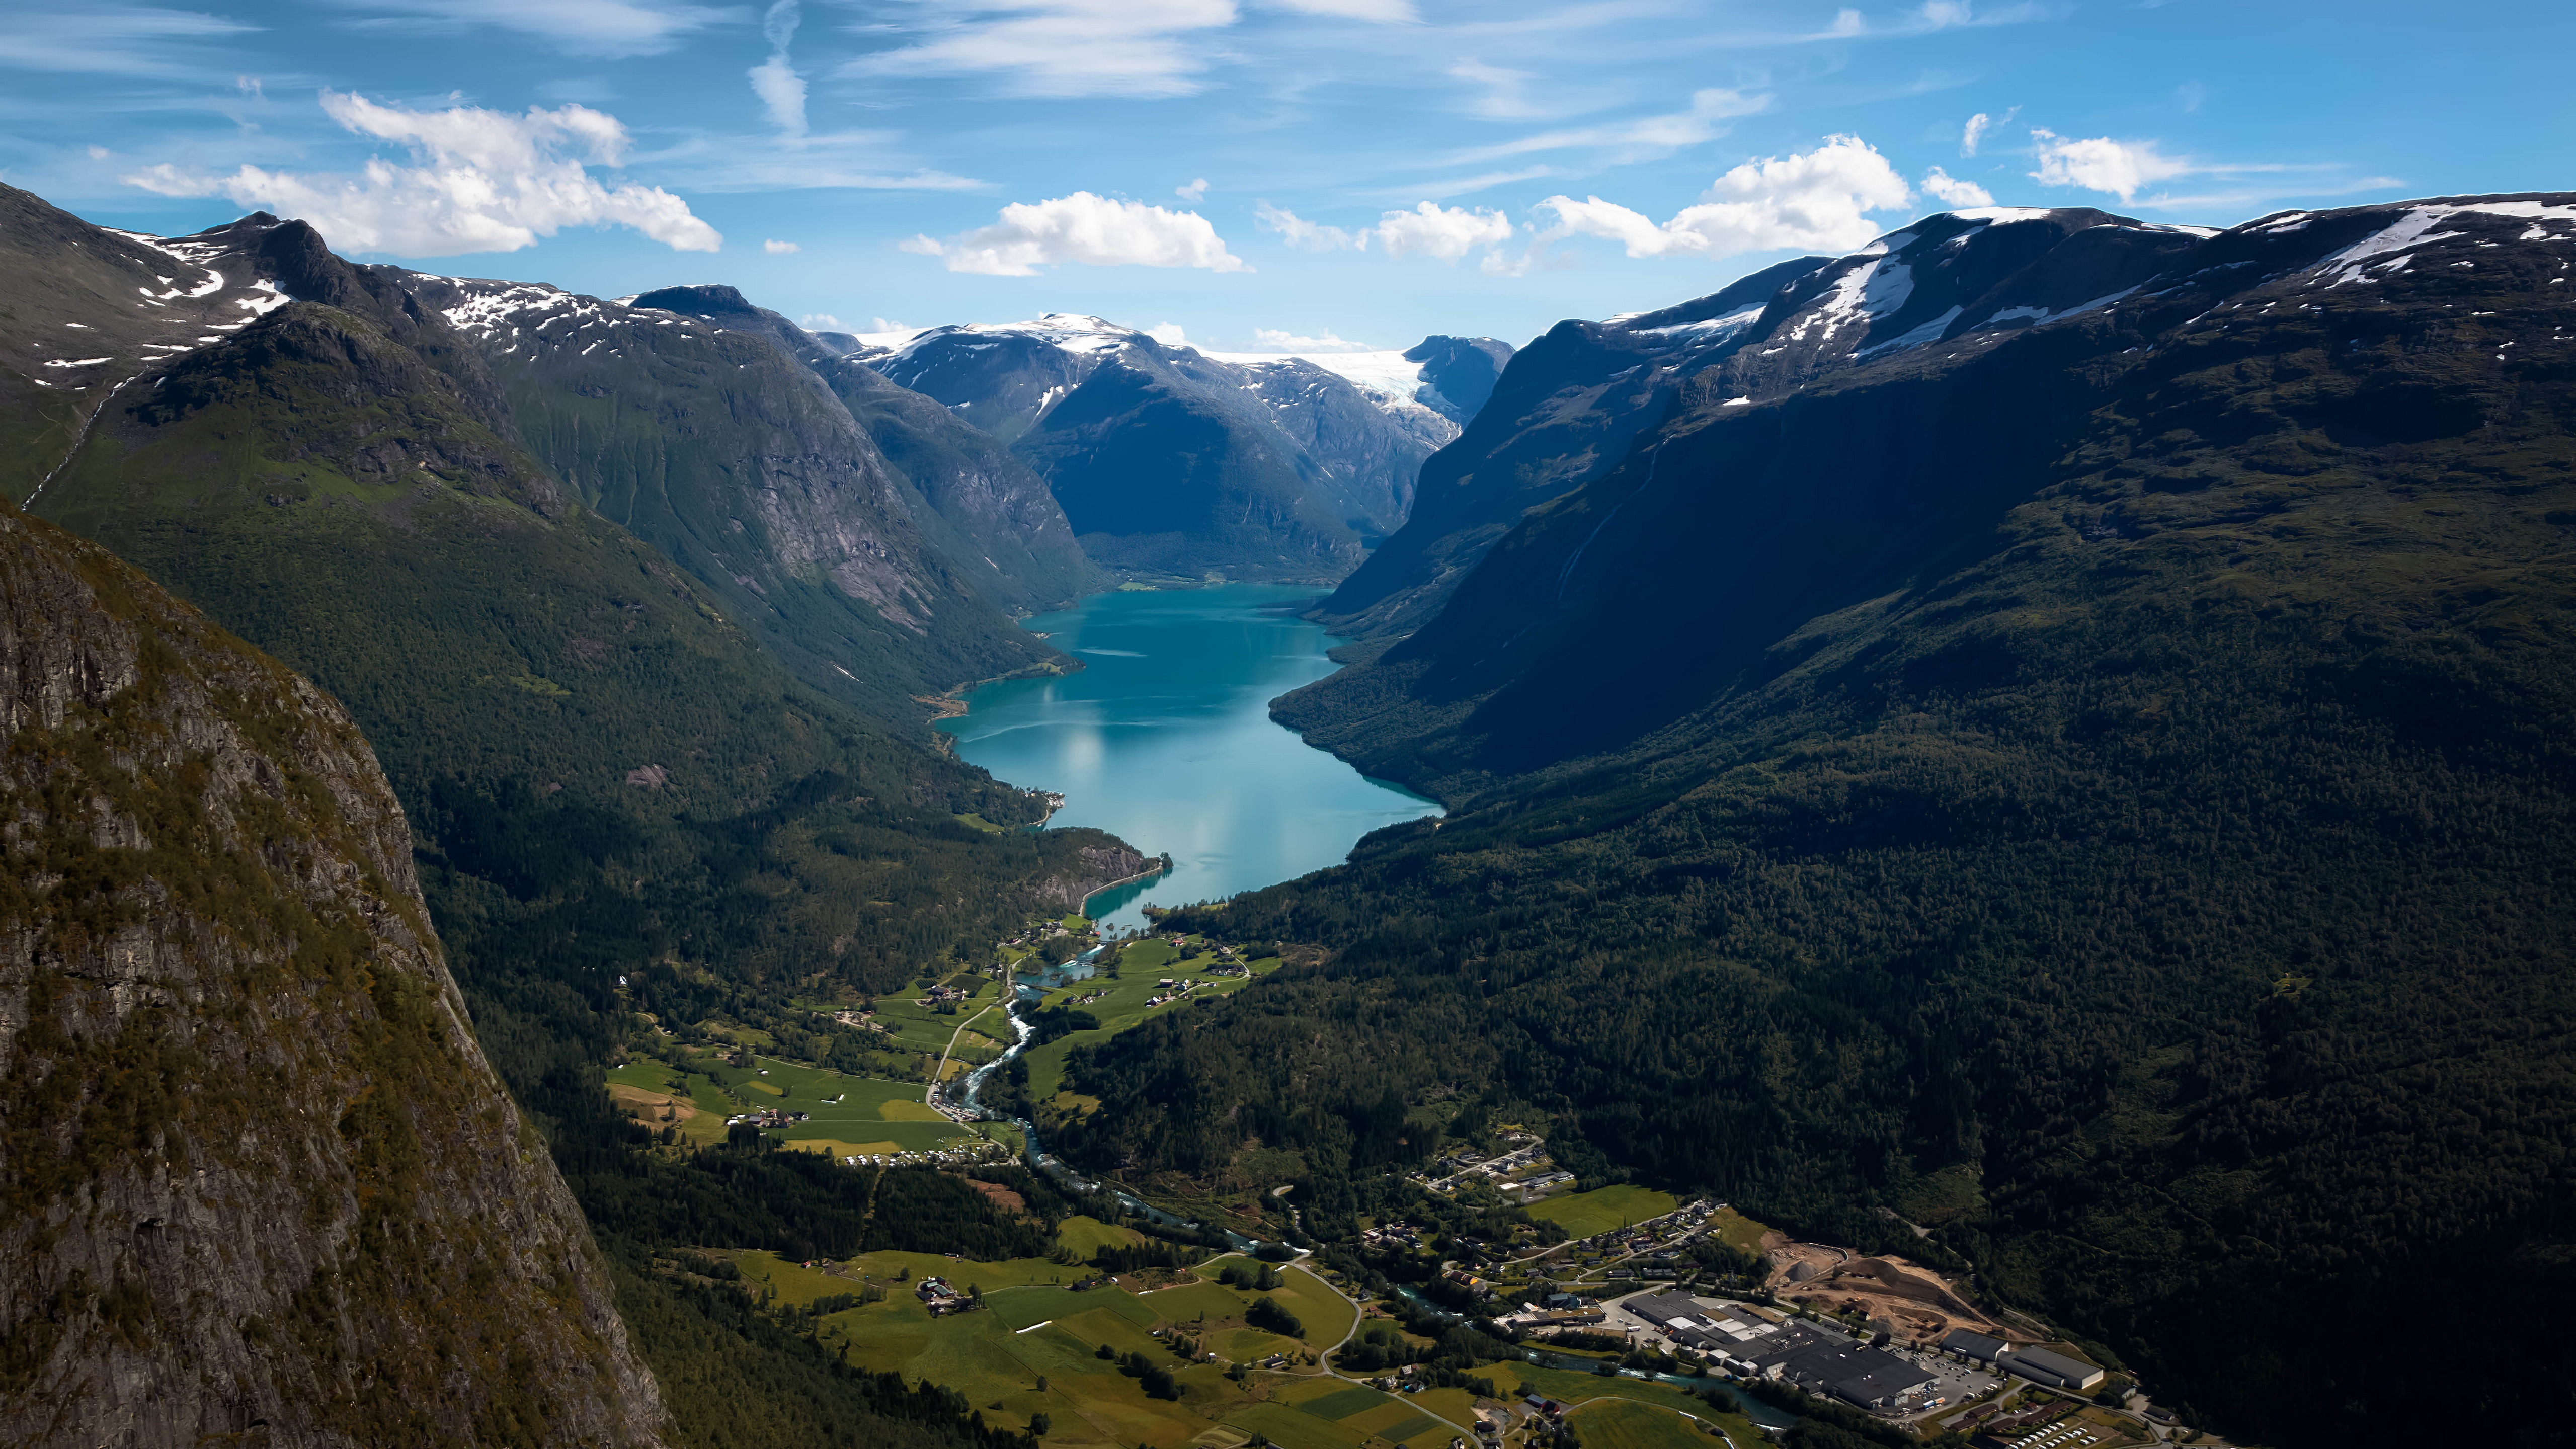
[[1029, 844, 1161, 913], [0, 505, 668, 1447]]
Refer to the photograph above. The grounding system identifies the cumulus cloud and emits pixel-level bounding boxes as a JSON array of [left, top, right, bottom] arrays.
[[843, 0, 1237, 100], [1147, 321, 1190, 345], [1919, 166, 1993, 207], [902, 191, 1249, 275], [801, 311, 844, 329], [1517, 134, 1910, 269], [2027, 130, 2191, 202], [1255, 200, 1358, 251], [124, 90, 720, 256], [764, 238, 800, 253], [1252, 327, 1370, 351], [1373, 201, 1512, 261], [749, 0, 807, 136], [1176, 177, 1208, 201]]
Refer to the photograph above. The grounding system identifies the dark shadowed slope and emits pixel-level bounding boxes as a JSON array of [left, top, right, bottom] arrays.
[[1067, 194, 2576, 1448], [0, 503, 670, 1447]]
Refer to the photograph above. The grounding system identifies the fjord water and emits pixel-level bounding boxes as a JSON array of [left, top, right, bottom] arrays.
[[938, 584, 1439, 927]]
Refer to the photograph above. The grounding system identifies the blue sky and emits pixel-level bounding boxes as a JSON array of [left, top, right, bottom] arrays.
[[5, 1, 2568, 352]]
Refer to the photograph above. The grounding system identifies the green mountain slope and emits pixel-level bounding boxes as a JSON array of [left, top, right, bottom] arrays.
[[0, 503, 670, 1445], [1062, 195, 2576, 1446]]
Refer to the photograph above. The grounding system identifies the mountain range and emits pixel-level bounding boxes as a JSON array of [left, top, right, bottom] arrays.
[[6, 173, 2573, 1449], [845, 315, 1512, 578], [1077, 193, 2576, 1446]]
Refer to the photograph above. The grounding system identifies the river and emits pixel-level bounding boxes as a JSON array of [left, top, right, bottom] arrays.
[[935, 583, 1441, 928]]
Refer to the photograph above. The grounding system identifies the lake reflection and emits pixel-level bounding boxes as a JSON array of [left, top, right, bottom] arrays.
[[938, 584, 1441, 928]]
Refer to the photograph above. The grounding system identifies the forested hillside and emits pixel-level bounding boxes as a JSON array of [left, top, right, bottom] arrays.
[[1065, 196, 2576, 1447], [0, 187, 1156, 1447]]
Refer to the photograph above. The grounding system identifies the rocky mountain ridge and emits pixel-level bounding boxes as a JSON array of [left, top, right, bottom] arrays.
[[1, 186, 1084, 728], [0, 503, 670, 1446], [847, 315, 1510, 576]]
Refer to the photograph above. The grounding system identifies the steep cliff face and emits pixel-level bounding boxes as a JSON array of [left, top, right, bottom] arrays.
[[626, 284, 1100, 615], [0, 505, 667, 1446], [0, 185, 1070, 731]]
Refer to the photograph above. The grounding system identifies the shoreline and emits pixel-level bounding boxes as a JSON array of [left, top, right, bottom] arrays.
[[1079, 860, 1172, 917]]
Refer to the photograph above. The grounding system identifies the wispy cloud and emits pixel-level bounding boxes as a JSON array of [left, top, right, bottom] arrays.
[[1361, 166, 1556, 200], [127, 91, 723, 255], [1445, 86, 1771, 166], [1448, 57, 1542, 118], [903, 191, 1250, 274], [327, 0, 735, 59], [841, 0, 1238, 100], [0, 7, 264, 80], [1176, 177, 1209, 201], [749, 0, 807, 137]]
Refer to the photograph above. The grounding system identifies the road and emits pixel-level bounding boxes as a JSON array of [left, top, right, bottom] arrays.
[[925, 999, 1006, 1108]]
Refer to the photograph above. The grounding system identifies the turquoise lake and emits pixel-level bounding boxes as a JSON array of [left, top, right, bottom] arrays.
[[937, 584, 1441, 929]]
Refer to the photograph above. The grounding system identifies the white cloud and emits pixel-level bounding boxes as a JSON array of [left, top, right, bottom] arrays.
[[2027, 130, 2191, 203], [765, 238, 800, 253], [1147, 321, 1190, 345], [802, 311, 844, 329], [1961, 111, 1989, 156], [1265, 0, 1418, 18], [1960, 105, 2017, 157], [749, 0, 807, 137], [1807, 0, 2054, 40], [902, 191, 1249, 275], [1372, 201, 1512, 261], [0, 9, 264, 80], [1919, 167, 1992, 207], [125, 91, 721, 256], [1448, 58, 1540, 119], [2176, 80, 2206, 113], [1519, 134, 1911, 268], [842, 0, 1238, 100], [333, 0, 732, 59], [871, 317, 915, 332], [1447, 86, 1771, 165], [1176, 177, 1208, 201], [1251, 327, 1370, 351], [1255, 200, 1358, 251]]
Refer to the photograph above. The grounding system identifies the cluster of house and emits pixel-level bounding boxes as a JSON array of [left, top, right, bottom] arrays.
[[1145, 976, 1208, 1007], [914, 1276, 981, 1316], [1936, 1330, 2106, 1392], [1503, 1291, 1607, 1336], [836, 1139, 1015, 1170], [1419, 1138, 1558, 1197], [1357, 1221, 1426, 1250], [919, 982, 976, 1005], [726, 1107, 809, 1129]]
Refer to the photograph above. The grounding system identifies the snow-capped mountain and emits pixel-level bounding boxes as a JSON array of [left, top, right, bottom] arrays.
[[0, 187, 1092, 725], [839, 316, 1512, 578], [1320, 205, 2255, 636]]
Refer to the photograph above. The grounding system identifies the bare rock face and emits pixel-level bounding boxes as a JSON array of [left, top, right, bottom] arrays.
[[1031, 844, 1158, 912], [0, 506, 668, 1447]]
